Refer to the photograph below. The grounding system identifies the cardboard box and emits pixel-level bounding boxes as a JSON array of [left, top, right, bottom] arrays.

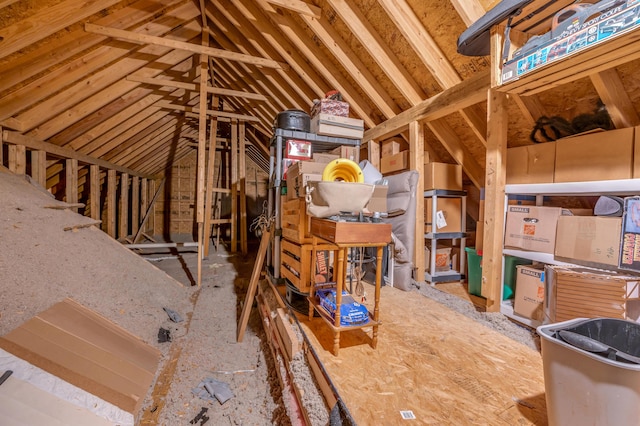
[[311, 98, 349, 117], [365, 185, 388, 213], [313, 152, 339, 163], [380, 151, 408, 174], [310, 114, 364, 139], [555, 215, 622, 266], [425, 246, 452, 272], [506, 143, 555, 184], [501, 0, 640, 84], [554, 127, 634, 182], [286, 160, 327, 177], [425, 197, 462, 233], [285, 160, 326, 200], [514, 264, 545, 321], [552, 267, 640, 322], [287, 172, 322, 200], [0, 298, 160, 415], [381, 139, 401, 156], [504, 205, 565, 253], [330, 145, 359, 162], [424, 162, 463, 191]]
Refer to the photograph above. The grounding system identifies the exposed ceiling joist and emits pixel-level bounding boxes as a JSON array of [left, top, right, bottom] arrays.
[[156, 101, 260, 122], [263, 0, 321, 18], [84, 23, 288, 70], [364, 70, 490, 141], [126, 75, 268, 101]]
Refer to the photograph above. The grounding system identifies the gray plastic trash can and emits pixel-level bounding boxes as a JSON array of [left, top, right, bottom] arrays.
[[537, 318, 640, 426]]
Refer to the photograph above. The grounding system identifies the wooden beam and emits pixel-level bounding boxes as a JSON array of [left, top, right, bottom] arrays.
[[8, 144, 26, 175], [65, 159, 79, 211], [119, 172, 129, 240], [31, 150, 47, 188], [131, 176, 140, 237], [133, 178, 165, 243], [298, 8, 399, 119], [590, 68, 640, 128], [126, 75, 268, 101], [366, 140, 380, 170], [427, 119, 485, 188], [0, 0, 121, 61], [203, 113, 219, 258], [90, 165, 101, 223], [155, 101, 260, 122], [237, 229, 270, 342], [263, 0, 321, 17], [0, 4, 200, 127], [225, 0, 327, 101], [231, 121, 238, 253], [0, 0, 186, 95], [449, 0, 486, 27], [483, 88, 509, 313], [251, 0, 377, 126], [140, 178, 149, 234], [239, 121, 248, 255], [196, 30, 210, 287], [3, 131, 150, 178], [409, 121, 425, 286], [363, 70, 490, 141], [326, 0, 425, 104], [84, 23, 287, 69], [107, 170, 117, 238]]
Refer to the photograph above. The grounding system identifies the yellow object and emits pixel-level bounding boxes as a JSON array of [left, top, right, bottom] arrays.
[[322, 158, 364, 183]]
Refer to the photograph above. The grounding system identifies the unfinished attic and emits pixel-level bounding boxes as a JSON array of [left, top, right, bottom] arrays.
[[3, 0, 640, 424]]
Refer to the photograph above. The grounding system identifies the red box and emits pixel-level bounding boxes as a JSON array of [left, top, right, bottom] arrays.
[[286, 139, 312, 160]]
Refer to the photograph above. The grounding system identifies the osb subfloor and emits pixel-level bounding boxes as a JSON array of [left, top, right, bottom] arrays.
[[295, 282, 547, 425]]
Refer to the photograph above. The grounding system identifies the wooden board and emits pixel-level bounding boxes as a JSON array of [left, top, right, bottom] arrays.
[[310, 218, 392, 244], [0, 375, 114, 426], [297, 285, 547, 425], [0, 298, 160, 415]]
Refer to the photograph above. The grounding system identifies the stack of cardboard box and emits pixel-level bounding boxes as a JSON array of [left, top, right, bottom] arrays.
[[423, 162, 463, 274], [309, 97, 364, 140]]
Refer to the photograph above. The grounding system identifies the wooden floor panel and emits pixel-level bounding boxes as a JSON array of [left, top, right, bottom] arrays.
[[297, 285, 547, 425]]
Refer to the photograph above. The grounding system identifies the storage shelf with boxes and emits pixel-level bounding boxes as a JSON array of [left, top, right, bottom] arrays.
[[423, 162, 467, 284], [501, 167, 640, 329]]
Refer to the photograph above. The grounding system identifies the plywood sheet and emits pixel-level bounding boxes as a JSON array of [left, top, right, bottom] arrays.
[[0, 375, 113, 426], [297, 286, 547, 425], [0, 298, 160, 415]]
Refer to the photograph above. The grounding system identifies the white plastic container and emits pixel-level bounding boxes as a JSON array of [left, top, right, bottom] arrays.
[[537, 318, 640, 426]]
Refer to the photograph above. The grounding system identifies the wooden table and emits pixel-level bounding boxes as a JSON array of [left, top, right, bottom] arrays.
[[307, 219, 392, 355]]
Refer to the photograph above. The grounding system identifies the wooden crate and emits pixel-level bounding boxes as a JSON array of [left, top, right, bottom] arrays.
[[281, 198, 311, 244], [280, 240, 333, 293], [310, 217, 392, 244], [554, 268, 640, 322], [281, 240, 313, 293]]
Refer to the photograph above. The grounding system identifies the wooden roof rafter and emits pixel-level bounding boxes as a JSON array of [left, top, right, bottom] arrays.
[[228, 0, 328, 101], [84, 23, 289, 70], [254, 0, 377, 127], [206, 1, 317, 107]]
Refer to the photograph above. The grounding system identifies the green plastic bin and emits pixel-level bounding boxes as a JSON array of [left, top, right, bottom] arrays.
[[503, 255, 532, 299], [465, 247, 531, 299], [465, 247, 482, 297]]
